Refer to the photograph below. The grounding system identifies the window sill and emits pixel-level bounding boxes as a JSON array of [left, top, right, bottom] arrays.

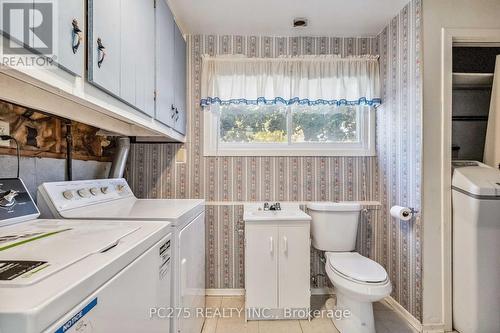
[[203, 147, 376, 157]]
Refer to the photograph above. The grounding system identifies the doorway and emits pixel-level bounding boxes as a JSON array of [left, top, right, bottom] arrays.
[[441, 29, 500, 332]]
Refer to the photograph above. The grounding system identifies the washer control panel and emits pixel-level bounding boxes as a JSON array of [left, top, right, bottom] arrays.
[[38, 178, 134, 212]]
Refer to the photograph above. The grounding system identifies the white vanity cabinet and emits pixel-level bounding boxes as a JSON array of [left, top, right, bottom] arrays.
[[244, 206, 311, 320]]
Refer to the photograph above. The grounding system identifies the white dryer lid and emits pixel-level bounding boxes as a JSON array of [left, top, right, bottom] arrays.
[[452, 162, 500, 197], [328, 252, 387, 283]]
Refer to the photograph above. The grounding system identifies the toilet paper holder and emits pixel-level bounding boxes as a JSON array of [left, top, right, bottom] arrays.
[[402, 207, 418, 219], [390, 205, 419, 221]]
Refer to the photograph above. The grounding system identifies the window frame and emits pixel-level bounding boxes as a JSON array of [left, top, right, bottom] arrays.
[[203, 105, 376, 157]]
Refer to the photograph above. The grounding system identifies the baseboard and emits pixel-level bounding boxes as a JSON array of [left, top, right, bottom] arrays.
[[205, 288, 245, 296], [311, 287, 334, 295], [383, 296, 423, 332], [206, 288, 334, 297], [421, 323, 446, 333]]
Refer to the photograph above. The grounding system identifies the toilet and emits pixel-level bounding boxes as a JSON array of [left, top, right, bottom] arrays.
[[307, 202, 391, 333]]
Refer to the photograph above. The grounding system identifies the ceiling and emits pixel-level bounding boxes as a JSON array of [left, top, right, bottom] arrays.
[[168, 0, 410, 37]]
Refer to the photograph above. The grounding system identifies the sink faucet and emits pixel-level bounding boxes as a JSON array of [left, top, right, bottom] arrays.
[[263, 202, 270, 211], [269, 202, 281, 211]]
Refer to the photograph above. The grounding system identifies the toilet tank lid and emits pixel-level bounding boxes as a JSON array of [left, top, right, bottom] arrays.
[[307, 202, 361, 212]]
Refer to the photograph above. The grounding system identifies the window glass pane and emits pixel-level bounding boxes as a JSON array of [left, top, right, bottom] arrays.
[[218, 104, 287, 143], [291, 105, 359, 143]]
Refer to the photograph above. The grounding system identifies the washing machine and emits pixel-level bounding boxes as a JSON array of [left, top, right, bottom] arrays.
[[452, 161, 500, 333], [0, 178, 172, 333], [36, 178, 205, 333]]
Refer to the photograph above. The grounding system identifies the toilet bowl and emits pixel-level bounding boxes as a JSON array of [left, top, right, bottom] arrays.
[[307, 202, 392, 333], [325, 252, 391, 333]]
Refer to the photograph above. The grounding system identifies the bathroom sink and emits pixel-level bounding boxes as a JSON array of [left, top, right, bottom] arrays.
[[243, 204, 311, 222]]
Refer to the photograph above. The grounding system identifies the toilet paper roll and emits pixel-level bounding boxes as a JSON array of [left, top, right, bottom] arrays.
[[390, 206, 413, 221]]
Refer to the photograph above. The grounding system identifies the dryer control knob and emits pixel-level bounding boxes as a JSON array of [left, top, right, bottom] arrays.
[[77, 189, 91, 198], [62, 190, 74, 200], [90, 187, 100, 196], [101, 187, 109, 194]]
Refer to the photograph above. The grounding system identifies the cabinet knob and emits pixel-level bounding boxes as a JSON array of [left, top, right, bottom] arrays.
[[97, 38, 106, 68], [71, 19, 82, 54]]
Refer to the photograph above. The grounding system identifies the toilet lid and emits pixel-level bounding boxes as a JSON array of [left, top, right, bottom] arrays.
[[328, 252, 387, 283]]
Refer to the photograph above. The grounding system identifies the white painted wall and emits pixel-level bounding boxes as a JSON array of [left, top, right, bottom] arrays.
[[422, 0, 500, 331]]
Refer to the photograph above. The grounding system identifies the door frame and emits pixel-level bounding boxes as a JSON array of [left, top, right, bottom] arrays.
[[440, 28, 500, 331]]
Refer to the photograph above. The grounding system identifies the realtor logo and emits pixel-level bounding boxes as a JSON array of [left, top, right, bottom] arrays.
[[1, 0, 54, 55]]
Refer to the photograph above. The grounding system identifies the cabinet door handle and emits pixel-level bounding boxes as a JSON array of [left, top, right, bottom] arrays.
[[269, 237, 274, 255], [171, 105, 176, 118], [71, 19, 82, 54], [97, 38, 106, 68], [283, 236, 288, 255]]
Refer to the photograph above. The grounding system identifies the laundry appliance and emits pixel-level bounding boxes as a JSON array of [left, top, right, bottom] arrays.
[[452, 161, 500, 333], [37, 178, 205, 333], [0, 178, 173, 333]]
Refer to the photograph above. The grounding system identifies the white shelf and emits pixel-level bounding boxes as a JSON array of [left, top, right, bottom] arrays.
[[453, 72, 494, 88]]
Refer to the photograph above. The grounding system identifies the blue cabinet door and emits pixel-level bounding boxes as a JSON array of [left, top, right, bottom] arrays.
[[33, 0, 84, 76], [88, 0, 121, 96], [134, 0, 155, 116], [173, 23, 186, 135], [122, 0, 155, 116], [155, 0, 175, 127], [119, 0, 138, 107]]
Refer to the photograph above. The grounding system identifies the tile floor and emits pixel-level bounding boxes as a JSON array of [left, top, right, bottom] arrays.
[[201, 295, 419, 333]]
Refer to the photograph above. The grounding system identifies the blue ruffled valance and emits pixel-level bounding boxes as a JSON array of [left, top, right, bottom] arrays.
[[201, 55, 381, 108], [200, 97, 382, 107]]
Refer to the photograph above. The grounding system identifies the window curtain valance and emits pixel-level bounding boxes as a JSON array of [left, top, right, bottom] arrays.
[[200, 54, 381, 107]]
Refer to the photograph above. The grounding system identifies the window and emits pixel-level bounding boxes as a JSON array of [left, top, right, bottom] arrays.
[[204, 104, 375, 156]]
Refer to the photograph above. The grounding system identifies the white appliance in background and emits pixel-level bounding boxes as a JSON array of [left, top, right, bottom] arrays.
[[0, 178, 172, 333], [452, 161, 500, 333], [37, 179, 205, 333]]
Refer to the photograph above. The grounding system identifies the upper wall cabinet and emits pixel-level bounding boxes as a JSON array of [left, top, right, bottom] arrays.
[[155, 0, 186, 135], [89, 0, 155, 117], [155, 0, 175, 128], [173, 24, 187, 135], [88, 0, 121, 96], [45, 0, 84, 76]]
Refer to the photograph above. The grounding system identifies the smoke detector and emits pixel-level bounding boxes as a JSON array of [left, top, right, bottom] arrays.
[[293, 18, 308, 28]]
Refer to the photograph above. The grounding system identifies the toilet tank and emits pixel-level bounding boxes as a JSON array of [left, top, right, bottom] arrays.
[[307, 202, 361, 252]]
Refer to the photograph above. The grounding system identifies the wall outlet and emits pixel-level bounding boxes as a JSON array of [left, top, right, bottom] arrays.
[[0, 121, 10, 147]]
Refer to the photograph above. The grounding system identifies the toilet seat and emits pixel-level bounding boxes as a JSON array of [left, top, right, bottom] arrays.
[[327, 252, 387, 284]]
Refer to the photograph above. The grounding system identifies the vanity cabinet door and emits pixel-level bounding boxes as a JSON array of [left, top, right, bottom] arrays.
[[278, 225, 310, 309], [88, 0, 121, 96], [245, 225, 278, 309]]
